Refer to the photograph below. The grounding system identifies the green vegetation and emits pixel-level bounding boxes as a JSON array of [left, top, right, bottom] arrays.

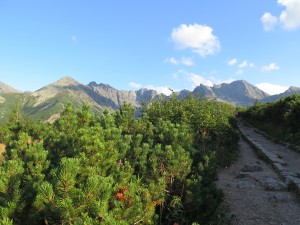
[[239, 94, 300, 146], [21, 92, 102, 122], [0, 94, 23, 124], [0, 95, 238, 224], [0, 92, 104, 124]]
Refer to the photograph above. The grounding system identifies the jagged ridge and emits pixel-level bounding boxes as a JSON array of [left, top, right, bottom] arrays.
[[0, 77, 299, 123]]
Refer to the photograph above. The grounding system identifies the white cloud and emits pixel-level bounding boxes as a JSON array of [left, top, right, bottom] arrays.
[[228, 58, 255, 70], [164, 57, 178, 65], [71, 36, 78, 42], [171, 24, 220, 57], [165, 57, 194, 66], [210, 77, 236, 85], [210, 69, 217, 75], [278, 0, 300, 30], [228, 58, 237, 66], [261, 12, 278, 31], [174, 70, 236, 91], [261, 63, 280, 72], [145, 85, 173, 96], [181, 57, 195, 66], [261, 0, 300, 31], [177, 70, 213, 88], [236, 69, 244, 75], [130, 82, 174, 96], [129, 82, 142, 89], [189, 73, 213, 87], [172, 73, 179, 81], [256, 83, 289, 95], [238, 60, 248, 68], [219, 78, 236, 84]]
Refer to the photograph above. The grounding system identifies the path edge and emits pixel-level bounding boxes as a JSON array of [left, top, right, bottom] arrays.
[[237, 118, 300, 196]]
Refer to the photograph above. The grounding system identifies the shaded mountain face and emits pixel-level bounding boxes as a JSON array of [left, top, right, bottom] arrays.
[[177, 89, 192, 99], [212, 80, 270, 105], [261, 86, 300, 103], [87, 82, 158, 109], [192, 84, 216, 98], [181, 80, 270, 106]]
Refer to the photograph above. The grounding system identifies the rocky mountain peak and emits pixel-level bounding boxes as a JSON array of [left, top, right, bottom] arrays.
[[189, 80, 270, 106], [88, 81, 98, 86], [287, 86, 300, 92], [88, 82, 115, 90], [53, 76, 81, 86], [233, 80, 251, 85], [0, 81, 21, 93]]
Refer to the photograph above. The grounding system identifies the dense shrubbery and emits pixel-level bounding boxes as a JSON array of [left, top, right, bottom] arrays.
[[0, 95, 238, 224], [239, 94, 300, 145]]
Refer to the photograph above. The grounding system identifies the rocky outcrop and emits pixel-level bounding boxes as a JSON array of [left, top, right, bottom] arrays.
[[178, 80, 270, 106]]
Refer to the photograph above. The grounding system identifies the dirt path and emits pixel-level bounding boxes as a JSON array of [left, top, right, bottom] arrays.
[[217, 121, 300, 225]]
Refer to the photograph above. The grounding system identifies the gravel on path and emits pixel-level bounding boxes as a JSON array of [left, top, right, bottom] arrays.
[[217, 129, 300, 225]]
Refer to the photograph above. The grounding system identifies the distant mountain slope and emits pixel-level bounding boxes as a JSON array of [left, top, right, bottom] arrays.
[[0, 81, 21, 93], [87, 81, 159, 109], [213, 80, 270, 105], [0, 77, 159, 123], [192, 84, 216, 98], [0, 93, 23, 124], [21, 77, 104, 121], [0, 81, 23, 123], [187, 80, 270, 106], [261, 86, 300, 103], [0, 77, 298, 123]]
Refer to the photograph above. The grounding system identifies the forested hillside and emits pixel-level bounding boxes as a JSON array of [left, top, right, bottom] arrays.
[[0, 95, 239, 224], [239, 93, 300, 146]]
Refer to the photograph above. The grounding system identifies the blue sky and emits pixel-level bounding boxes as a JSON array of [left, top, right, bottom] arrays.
[[1, 0, 300, 95]]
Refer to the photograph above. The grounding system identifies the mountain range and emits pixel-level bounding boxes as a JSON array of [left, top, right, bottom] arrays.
[[1, 76, 300, 123]]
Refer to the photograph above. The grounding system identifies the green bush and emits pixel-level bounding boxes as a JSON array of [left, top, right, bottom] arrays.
[[0, 96, 238, 224], [240, 94, 300, 145]]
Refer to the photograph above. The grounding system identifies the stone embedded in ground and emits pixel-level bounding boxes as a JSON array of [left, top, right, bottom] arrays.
[[284, 176, 300, 189], [273, 162, 288, 173], [268, 193, 290, 203], [241, 161, 263, 172], [236, 180, 255, 189], [264, 177, 287, 191], [236, 172, 251, 179]]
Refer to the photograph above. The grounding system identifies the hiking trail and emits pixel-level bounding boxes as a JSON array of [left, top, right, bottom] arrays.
[[217, 119, 300, 225]]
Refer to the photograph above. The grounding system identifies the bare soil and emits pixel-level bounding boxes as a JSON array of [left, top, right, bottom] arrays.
[[217, 132, 300, 225], [0, 143, 5, 164]]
